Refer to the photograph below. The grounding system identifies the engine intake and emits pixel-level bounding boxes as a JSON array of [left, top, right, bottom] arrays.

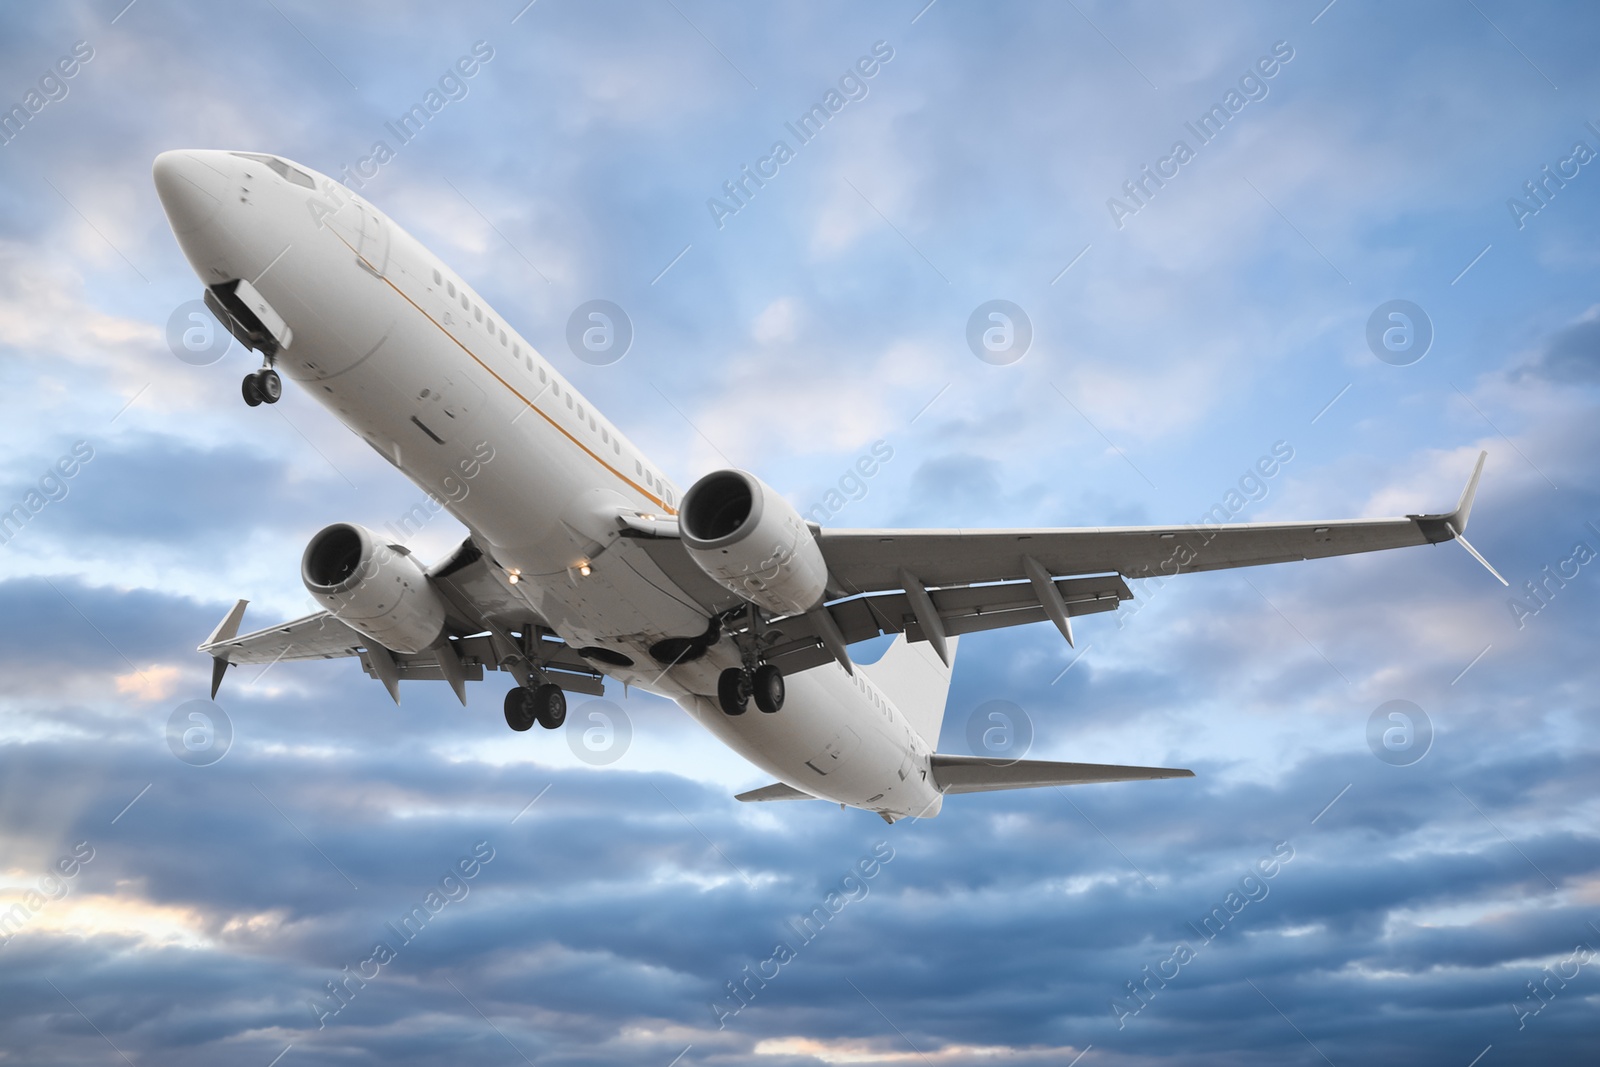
[[302, 522, 449, 654], [680, 469, 829, 616]]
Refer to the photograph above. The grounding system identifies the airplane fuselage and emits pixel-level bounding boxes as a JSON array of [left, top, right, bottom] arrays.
[[156, 150, 942, 820]]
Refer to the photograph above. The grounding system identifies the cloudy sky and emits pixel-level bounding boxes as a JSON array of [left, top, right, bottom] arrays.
[[2, 0, 1599, 1063]]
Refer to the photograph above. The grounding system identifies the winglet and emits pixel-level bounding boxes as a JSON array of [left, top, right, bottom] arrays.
[[201, 599, 249, 652], [201, 599, 249, 698], [1418, 451, 1507, 587], [1446, 450, 1488, 534]]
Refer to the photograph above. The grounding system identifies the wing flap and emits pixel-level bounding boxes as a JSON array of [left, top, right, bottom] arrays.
[[754, 574, 1130, 676], [931, 754, 1194, 794]]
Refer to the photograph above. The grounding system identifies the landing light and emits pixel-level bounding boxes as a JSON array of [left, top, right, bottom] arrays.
[[507, 567, 521, 585], [577, 562, 592, 577]]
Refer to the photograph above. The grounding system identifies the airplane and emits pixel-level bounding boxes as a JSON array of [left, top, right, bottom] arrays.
[[154, 149, 1500, 824]]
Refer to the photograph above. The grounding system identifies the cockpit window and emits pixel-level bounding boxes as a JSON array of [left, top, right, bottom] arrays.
[[231, 153, 316, 189]]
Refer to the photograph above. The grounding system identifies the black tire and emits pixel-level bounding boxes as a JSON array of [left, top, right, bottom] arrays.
[[752, 663, 784, 713], [503, 686, 535, 731], [258, 368, 283, 403], [241, 373, 263, 407], [533, 683, 566, 729], [717, 668, 751, 716]]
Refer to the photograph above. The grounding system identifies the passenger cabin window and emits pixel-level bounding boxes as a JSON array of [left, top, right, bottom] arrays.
[[460, 294, 469, 310], [474, 307, 482, 323], [432, 269, 441, 284], [538, 368, 547, 383]]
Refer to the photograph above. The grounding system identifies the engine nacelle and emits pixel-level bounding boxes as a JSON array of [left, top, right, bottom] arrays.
[[679, 469, 829, 617], [301, 523, 449, 654]]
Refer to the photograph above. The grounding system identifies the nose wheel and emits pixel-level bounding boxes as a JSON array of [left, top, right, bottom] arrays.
[[719, 664, 784, 715], [242, 368, 282, 407]]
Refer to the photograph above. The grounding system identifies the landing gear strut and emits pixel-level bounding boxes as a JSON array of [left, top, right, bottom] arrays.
[[718, 663, 784, 715], [242, 367, 282, 407], [715, 603, 785, 716], [503, 682, 566, 731]]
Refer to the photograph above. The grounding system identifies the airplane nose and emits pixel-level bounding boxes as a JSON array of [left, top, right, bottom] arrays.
[[153, 150, 227, 234]]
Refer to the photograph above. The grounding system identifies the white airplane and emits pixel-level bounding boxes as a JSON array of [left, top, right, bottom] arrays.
[[154, 149, 1498, 823]]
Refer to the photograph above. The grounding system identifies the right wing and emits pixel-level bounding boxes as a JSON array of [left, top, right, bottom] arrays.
[[817, 452, 1491, 594]]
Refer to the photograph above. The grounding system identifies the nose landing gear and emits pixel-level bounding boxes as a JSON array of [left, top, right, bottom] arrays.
[[241, 367, 282, 407]]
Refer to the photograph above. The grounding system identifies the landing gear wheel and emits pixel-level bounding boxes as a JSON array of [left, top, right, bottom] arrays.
[[752, 664, 784, 713], [257, 368, 283, 403], [241, 373, 263, 407], [533, 683, 566, 729], [503, 686, 535, 731], [717, 668, 751, 716]]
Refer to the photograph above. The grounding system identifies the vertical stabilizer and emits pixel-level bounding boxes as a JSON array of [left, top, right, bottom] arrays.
[[863, 634, 959, 748]]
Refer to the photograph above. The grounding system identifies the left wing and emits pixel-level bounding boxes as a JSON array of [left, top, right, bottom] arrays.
[[197, 537, 606, 701]]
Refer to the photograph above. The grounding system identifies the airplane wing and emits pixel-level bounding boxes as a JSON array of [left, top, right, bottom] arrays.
[[627, 452, 1495, 676], [197, 537, 606, 701], [820, 452, 1491, 595]]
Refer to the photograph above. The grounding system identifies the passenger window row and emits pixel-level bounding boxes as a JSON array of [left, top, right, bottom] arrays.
[[428, 266, 674, 507]]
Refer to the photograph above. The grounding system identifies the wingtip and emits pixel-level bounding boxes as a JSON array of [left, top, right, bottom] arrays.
[[199, 598, 249, 653], [1449, 450, 1489, 533]]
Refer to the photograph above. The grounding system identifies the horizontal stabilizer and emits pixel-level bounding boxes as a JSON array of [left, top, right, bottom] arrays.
[[735, 782, 818, 803], [931, 754, 1194, 794]]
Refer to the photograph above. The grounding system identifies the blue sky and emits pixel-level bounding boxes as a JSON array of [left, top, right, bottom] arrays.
[[2, 1, 1599, 1064]]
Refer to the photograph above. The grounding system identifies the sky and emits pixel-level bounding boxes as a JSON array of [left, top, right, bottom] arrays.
[[1, 0, 1598, 1064]]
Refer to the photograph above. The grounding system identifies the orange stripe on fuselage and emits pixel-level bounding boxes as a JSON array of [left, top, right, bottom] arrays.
[[327, 227, 676, 515]]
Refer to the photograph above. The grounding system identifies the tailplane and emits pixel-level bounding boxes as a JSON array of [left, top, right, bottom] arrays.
[[864, 634, 959, 749], [930, 754, 1193, 794]]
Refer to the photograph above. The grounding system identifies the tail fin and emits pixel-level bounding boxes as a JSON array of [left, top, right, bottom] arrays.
[[864, 634, 959, 748]]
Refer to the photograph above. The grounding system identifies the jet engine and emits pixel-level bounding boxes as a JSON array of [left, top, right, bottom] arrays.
[[679, 469, 829, 617], [301, 522, 449, 653]]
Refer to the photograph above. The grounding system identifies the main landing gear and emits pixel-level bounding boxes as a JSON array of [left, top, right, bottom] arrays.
[[718, 663, 784, 716], [503, 682, 567, 732], [241, 367, 282, 407]]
